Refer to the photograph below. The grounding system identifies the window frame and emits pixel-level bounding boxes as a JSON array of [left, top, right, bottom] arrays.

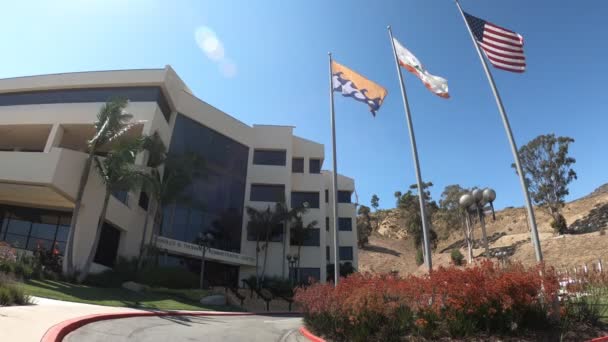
[[291, 157, 304, 173], [253, 149, 287, 166], [339, 246, 354, 261], [338, 217, 353, 231], [291, 191, 320, 209], [250, 184, 286, 202], [309, 158, 322, 174]]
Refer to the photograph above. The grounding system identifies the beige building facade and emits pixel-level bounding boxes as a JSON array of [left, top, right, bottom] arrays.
[[0, 66, 357, 285]]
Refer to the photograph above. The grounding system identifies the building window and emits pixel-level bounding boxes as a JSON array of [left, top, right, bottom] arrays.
[[253, 150, 286, 166], [325, 190, 329, 203], [291, 267, 321, 284], [250, 184, 285, 202], [339, 246, 354, 261], [112, 190, 128, 206], [309, 159, 322, 173], [326, 246, 330, 261], [138, 191, 149, 211], [292, 158, 304, 173], [0, 205, 70, 255], [290, 228, 320, 246], [248, 223, 284, 242], [161, 114, 249, 253], [291, 192, 320, 209], [93, 222, 121, 267], [338, 217, 352, 231], [0, 87, 172, 123], [338, 191, 352, 203], [325, 217, 329, 231]]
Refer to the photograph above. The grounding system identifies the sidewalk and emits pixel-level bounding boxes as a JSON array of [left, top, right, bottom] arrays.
[[0, 297, 142, 342]]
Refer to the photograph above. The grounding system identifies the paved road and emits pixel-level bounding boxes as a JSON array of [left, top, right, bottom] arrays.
[[64, 315, 307, 342]]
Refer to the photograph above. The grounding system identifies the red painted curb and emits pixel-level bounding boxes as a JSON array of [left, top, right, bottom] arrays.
[[41, 310, 300, 342], [589, 336, 608, 342], [299, 326, 326, 342]]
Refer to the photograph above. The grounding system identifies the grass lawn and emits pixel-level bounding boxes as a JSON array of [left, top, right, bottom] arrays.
[[19, 279, 236, 311]]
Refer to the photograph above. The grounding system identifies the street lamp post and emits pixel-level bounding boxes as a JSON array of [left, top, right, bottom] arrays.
[[459, 188, 497, 262], [286, 254, 298, 286], [459, 193, 475, 264], [197, 232, 214, 290]]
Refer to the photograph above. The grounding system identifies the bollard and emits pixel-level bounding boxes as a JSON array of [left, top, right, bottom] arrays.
[[599, 259, 603, 273]]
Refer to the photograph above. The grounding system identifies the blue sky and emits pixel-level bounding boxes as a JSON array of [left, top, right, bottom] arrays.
[[2, 0, 606, 210]]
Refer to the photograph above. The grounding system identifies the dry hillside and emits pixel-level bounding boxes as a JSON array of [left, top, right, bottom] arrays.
[[358, 184, 608, 275]]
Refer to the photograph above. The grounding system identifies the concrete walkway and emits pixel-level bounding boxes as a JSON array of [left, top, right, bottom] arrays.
[[64, 315, 306, 342], [0, 297, 142, 342]]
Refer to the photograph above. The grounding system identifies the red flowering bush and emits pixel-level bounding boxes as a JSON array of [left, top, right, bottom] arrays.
[[294, 261, 559, 341]]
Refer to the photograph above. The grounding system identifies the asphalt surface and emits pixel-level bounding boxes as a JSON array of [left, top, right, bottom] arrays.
[[64, 315, 307, 342]]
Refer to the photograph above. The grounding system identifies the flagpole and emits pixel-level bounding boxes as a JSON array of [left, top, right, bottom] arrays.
[[387, 26, 433, 272], [454, 0, 543, 262], [328, 52, 341, 285]]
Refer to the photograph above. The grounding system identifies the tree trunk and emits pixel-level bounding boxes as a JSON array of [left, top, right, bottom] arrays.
[[64, 150, 95, 277], [260, 229, 271, 284], [281, 223, 287, 278], [255, 238, 260, 287], [136, 200, 154, 271], [200, 248, 206, 289], [77, 190, 111, 283], [296, 244, 302, 283]]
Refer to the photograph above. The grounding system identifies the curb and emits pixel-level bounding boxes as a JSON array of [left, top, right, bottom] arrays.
[[589, 336, 608, 342], [41, 310, 300, 342], [299, 326, 326, 342]]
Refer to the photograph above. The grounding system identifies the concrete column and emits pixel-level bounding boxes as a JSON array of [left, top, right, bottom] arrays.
[[44, 123, 64, 153]]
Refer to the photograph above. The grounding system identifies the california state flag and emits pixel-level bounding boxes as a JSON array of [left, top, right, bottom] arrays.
[[393, 38, 449, 98]]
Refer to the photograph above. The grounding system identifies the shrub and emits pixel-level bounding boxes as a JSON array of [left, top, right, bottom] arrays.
[[84, 257, 137, 288], [415, 248, 424, 266], [136, 266, 199, 289], [450, 249, 464, 266], [550, 213, 568, 234], [294, 261, 559, 341], [12, 263, 34, 280], [0, 273, 31, 306]]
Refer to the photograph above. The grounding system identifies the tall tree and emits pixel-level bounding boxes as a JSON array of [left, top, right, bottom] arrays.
[[395, 183, 438, 255], [65, 97, 138, 276], [513, 134, 577, 234], [436, 184, 471, 236], [137, 151, 205, 270], [370, 194, 379, 211], [356, 205, 372, 248], [245, 205, 277, 285], [77, 139, 146, 283], [274, 202, 306, 279], [290, 216, 317, 281]]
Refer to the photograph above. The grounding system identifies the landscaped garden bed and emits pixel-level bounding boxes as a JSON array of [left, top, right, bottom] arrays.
[[295, 261, 608, 341]]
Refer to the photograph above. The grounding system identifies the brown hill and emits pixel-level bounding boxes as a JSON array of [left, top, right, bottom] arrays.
[[358, 184, 608, 276]]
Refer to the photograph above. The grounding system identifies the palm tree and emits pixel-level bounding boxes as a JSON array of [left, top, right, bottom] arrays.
[[245, 205, 276, 285], [76, 139, 146, 283], [137, 150, 205, 270], [290, 216, 318, 282], [274, 202, 306, 278], [64, 97, 138, 276]]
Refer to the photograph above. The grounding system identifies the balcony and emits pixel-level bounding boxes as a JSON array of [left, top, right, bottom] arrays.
[[0, 148, 87, 209]]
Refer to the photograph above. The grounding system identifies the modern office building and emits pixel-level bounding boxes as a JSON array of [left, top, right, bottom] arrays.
[[0, 66, 358, 286]]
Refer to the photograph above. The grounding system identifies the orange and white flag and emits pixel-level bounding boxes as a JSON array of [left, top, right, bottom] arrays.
[[393, 38, 449, 98]]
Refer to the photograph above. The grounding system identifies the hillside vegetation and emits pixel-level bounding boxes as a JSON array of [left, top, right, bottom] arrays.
[[359, 184, 608, 275]]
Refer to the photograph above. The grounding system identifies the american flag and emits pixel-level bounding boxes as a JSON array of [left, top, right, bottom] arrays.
[[464, 12, 526, 73]]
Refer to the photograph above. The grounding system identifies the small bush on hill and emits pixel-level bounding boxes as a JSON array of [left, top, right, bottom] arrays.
[[295, 261, 560, 341], [450, 249, 464, 266], [415, 248, 424, 266]]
